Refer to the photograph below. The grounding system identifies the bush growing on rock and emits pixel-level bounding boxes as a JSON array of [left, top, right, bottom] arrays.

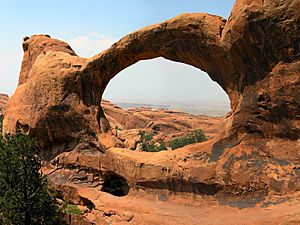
[[0, 134, 65, 225], [169, 129, 207, 150], [138, 130, 207, 152], [139, 130, 167, 152], [61, 202, 82, 215]]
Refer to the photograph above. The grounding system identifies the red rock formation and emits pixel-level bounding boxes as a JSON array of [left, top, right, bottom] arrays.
[[19, 35, 77, 85], [0, 93, 8, 117], [3, 0, 300, 200], [102, 100, 224, 147], [4, 0, 299, 153]]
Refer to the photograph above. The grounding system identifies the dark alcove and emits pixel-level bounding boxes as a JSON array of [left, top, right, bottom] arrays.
[[101, 173, 130, 197]]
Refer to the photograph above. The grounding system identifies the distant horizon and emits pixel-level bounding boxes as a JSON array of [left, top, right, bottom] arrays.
[[105, 98, 230, 105], [104, 99, 231, 117]]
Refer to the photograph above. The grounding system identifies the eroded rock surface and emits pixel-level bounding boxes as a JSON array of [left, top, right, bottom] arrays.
[[102, 100, 224, 149], [4, 0, 299, 153], [0, 93, 8, 117]]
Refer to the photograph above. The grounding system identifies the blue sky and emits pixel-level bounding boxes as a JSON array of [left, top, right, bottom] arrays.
[[0, 0, 235, 104]]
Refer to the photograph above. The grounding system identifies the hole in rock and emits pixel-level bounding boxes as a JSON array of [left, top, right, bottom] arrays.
[[103, 58, 231, 151], [101, 173, 130, 197], [104, 58, 230, 116]]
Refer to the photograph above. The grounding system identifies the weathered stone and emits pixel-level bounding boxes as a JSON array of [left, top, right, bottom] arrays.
[[0, 93, 8, 117], [64, 214, 93, 225], [3, 0, 299, 157], [122, 211, 134, 222], [55, 183, 95, 210], [2, 0, 300, 199]]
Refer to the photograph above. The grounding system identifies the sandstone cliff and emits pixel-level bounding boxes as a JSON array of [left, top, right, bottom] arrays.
[[0, 93, 8, 117]]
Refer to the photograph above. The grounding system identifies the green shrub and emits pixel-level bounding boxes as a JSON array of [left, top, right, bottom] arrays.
[[0, 133, 65, 224], [169, 129, 207, 150], [139, 130, 167, 152], [61, 202, 82, 215], [141, 142, 158, 152], [140, 130, 153, 142], [157, 140, 167, 151], [138, 129, 206, 152]]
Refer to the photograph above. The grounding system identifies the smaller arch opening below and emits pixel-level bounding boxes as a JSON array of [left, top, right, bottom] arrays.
[[101, 173, 130, 197]]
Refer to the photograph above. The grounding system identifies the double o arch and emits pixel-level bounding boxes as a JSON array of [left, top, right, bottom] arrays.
[[4, 0, 299, 154]]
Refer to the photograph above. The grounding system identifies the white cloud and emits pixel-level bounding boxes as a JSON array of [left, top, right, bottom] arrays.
[[0, 32, 118, 95], [67, 32, 117, 57]]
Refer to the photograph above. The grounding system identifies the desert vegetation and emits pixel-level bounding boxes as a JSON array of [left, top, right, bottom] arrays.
[[169, 129, 207, 150], [139, 130, 167, 152], [61, 202, 82, 215], [0, 0, 299, 223], [0, 134, 65, 225], [138, 129, 207, 152]]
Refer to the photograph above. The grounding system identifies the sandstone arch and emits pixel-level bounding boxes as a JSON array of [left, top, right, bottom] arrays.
[[3, 0, 299, 158], [82, 13, 232, 101], [82, 0, 299, 146]]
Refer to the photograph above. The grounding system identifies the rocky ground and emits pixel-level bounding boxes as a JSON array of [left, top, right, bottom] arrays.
[[42, 101, 298, 225], [45, 142, 300, 225], [52, 180, 300, 225], [2, 95, 300, 224], [101, 100, 224, 149]]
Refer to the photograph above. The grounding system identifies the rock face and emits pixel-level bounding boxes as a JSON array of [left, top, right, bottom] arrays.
[[3, 0, 300, 200], [4, 0, 299, 153], [0, 93, 8, 117], [3, 35, 99, 157]]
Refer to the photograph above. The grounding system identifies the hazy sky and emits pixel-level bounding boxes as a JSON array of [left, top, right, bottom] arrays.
[[0, 0, 235, 104]]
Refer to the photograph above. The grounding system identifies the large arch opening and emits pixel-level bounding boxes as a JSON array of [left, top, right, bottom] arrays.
[[103, 58, 230, 116], [101, 58, 230, 151], [82, 12, 239, 151]]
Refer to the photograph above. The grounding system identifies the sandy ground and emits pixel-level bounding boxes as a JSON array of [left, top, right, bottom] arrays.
[[73, 184, 300, 225]]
